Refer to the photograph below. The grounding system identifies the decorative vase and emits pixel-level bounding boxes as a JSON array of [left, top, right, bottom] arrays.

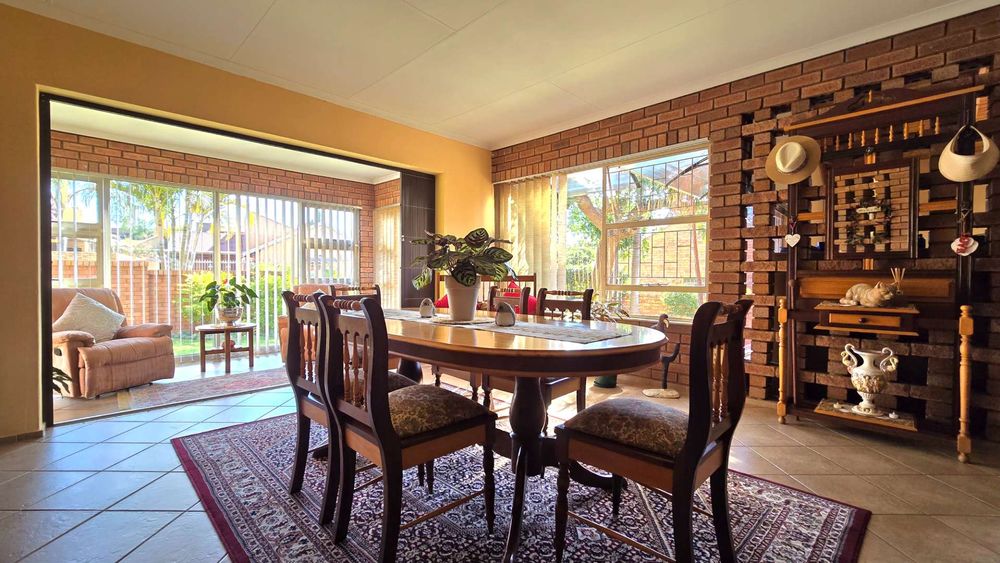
[[594, 375, 618, 388], [444, 276, 481, 322], [217, 306, 243, 325], [841, 344, 897, 417]]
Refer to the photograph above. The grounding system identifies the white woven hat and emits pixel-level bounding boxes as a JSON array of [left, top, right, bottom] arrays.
[[939, 125, 999, 182], [765, 136, 822, 184]]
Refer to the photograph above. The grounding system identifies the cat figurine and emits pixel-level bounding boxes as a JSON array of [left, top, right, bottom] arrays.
[[839, 281, 898, 307]]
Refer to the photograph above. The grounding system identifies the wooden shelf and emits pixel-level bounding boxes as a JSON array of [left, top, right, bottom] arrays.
[[813, 325, 920, 337], [814, 399, 917, 432]]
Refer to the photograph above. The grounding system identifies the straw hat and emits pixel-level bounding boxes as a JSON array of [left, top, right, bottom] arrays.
[[765, 136, 822, 184], [938, 125, 999, 183]]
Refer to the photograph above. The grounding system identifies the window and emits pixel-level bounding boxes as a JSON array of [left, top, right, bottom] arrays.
[[51, 172, 360, 357], [500, 144, 710, 319]]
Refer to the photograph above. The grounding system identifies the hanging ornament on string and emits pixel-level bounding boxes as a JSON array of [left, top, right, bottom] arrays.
[[951, 207, 978, 256], [785, 219, 801, 247]]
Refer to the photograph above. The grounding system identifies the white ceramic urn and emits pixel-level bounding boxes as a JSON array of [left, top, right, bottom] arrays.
[[841, 344, 898, 417], [444, 276, 481, 322]]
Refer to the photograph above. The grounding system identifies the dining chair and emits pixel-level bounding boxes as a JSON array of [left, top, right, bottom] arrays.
[[333, 284, 382, 302], [487, 285, 530, 313], [553, 299, 753, 563], [281, 291, 419, 525], [481, 288, 595, 432], [315, 294, 497, 563]]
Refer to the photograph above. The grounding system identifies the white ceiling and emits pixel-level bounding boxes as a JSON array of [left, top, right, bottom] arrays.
[[51, 101, 399, 184], [9, 0, 995, 149]]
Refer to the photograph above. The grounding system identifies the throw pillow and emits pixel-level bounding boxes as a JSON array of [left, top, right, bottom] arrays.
[[52, 293, 125, 343]]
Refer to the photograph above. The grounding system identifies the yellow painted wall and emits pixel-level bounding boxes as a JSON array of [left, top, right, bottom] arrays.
[[0, 5, 494, 439]]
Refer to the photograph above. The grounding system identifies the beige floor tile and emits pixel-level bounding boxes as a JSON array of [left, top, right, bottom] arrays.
[[120, 511, 226, 563], [153, 405, 231, 423], [112, 406, 186, 422], [0, 441, 92, 471], [769, 422, 859, 446], [21, 511, 178, 563], [44, 442, 151, 471], [170, 422, 238, 440], [734, 424, 798, 447], [0, 471, 93, 509], [205, 406, 277, 423], [929, 475, 1000, 509], [0, 510, 97, 561], [43, 420, 144, 442], [791, 475, 919, 514], [858, 532, 913, 563], [0, 471, 26, 486], [810, 446, 920, 475], [876, 442, 994, 476], [868, 514, 999, 562], [935, 515, 1000, 554], [864, 475, 1000, 515], [112, 473, 199, 511], [108, 443, 182, 472], [105, 422, 198, 443], [32, 471, 162, 510], [728, 447, 785, 475], [753, 446, 852, 475]]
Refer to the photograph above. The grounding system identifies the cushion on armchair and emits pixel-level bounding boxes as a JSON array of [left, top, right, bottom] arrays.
[[52, 293, 125, 343], [115, 323, 172, 339]]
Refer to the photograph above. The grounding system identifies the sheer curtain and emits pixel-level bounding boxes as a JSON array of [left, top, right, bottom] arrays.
[[495, 174, 567, 290], [374, 205, 401, 308]]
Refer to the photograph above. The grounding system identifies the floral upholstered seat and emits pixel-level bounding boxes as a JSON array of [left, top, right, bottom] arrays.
[[564, 397, 688, 458], [389, 384, 490, 438], [387, 371, 417, 392]]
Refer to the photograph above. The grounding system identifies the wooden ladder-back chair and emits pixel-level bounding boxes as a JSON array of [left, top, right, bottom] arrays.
[[282, 291, 421, 525], [333, 284, 382, 302], [553, 299, 752, 563], [481, 288, 595, 431], [314, 295, 498, 562], [487, 285, 530, 313]]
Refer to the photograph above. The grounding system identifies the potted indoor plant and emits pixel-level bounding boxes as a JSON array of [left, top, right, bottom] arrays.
[[411, 228, 513, 321], [591, 299, 630, 388], [198, 278, 258, 325]]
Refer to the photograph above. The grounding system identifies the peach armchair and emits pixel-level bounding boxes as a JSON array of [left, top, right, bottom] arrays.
[[52, 288, 175, 398]]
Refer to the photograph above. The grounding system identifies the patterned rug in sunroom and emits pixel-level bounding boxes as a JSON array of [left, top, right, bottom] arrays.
[[173, 415, 869, 562]]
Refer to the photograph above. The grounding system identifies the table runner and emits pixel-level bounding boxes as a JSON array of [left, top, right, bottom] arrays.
[[380, 309, 627, 344]]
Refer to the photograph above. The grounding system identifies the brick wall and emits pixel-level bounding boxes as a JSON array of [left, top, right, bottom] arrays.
[[492, 7, 1000, 440], [50, 131, 378, 284], [375, 178, 401, 208]]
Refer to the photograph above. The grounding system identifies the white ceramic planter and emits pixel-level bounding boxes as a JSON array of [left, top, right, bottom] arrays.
[[841, 344, 898, 416], [445, 277, 480, 322], [218, 306, 243, 325]]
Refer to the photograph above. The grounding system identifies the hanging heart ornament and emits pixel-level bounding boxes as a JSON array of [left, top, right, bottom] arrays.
[[785, 233, 802, 247], [951, 234, 978, 256]]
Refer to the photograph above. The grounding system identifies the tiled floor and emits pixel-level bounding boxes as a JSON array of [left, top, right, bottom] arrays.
[[4, 373, 999, 562], [53, 352, 285, 423]]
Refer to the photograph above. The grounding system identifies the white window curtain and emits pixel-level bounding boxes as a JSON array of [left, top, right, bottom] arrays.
[[374, 204, 401, 308], [495, 175, 567, 290]]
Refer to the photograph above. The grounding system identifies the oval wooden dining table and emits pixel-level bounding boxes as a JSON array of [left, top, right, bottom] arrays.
[[386, 311, 666, 562]]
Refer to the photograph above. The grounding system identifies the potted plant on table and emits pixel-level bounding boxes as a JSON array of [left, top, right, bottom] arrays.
[[197, 278, 258, 325], [411, 228, 513, 322]]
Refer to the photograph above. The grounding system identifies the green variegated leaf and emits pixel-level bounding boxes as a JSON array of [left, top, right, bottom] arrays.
[[464, 227, 490, 248], [482, 246, 513, 264], [412, 267, 433, 289], [451, 263, 478, 286]]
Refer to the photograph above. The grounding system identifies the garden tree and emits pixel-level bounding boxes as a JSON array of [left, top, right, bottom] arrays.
[[568, 156, 708, 311]]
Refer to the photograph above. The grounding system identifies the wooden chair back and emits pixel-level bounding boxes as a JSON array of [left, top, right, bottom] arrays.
[[536, 288, 594, 321], [487, 285, 530, 313], [281, 292, 326, 404], [681, 299, 753, 458], [313, 294, 396, 443], [332, 284, 382, 303]]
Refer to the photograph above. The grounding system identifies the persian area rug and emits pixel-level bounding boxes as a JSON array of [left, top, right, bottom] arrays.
[[173, 415, 870, 562], [129, 368, 289, 409]]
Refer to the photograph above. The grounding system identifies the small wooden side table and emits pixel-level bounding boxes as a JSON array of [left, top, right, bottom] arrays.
[[195, 323, 256, 374]]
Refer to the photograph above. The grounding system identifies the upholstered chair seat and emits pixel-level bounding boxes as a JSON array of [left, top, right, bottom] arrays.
[[387, 371, 417, 392], [388, 384, 490, 438], [563, 397, 689, 458]]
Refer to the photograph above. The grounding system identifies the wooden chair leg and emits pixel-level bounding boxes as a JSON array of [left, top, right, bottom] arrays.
[[333, 447, 357, 543], [554, 461, 570, 563], [711, 467, 736, 563], [576, 379, 587, 412], [379, 460, 404, 563], [611, 474, 624, 517], [483, 428, 495, 533], [426, 459, 435, 494], [319, 438, 339, 525], [671, 483, 695, 563], [417, 463, 425, 487], [433, 365, 442, 387], [289, 412, 310, 494]]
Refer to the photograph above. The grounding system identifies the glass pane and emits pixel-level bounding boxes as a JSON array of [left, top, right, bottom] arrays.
[[565, 168, 601, 291], [605, 149, 709, 225], [606, 222, 707, 288], [303, 204, 359, 285], [51, 177, 99, 224], [605, 289, 705, 319], [51, 175, 101, 288]]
